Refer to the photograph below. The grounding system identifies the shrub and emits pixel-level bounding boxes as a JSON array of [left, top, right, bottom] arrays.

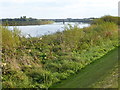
[[92, 15, 120, 25], [2, 26, 21, 50]]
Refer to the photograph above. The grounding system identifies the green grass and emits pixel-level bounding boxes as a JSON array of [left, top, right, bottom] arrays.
[[51, 47, 118, 88], [91, 65, 118, 88]]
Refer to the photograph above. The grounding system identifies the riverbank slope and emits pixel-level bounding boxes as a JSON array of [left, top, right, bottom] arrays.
[[1, 16, 119, 88]]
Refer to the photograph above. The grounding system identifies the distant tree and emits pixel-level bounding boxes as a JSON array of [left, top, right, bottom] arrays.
[[23, 16, 26, 19], [20, 16, 23, 19]]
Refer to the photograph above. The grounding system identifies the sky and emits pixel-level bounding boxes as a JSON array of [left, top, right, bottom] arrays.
[[0, 0, 119, 19]]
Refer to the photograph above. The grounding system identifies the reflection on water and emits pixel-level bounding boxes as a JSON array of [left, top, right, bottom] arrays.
[[8, 22, 90, 37]]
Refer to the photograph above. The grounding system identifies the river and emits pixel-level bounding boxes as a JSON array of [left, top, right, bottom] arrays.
[[8, 22, 89, 37]]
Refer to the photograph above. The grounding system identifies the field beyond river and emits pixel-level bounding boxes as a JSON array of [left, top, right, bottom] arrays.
[[1, 15, 119, 88]]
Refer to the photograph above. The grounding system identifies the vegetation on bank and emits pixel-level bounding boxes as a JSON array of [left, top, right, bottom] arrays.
[[92, 15, 120, 25], [1, 16, 54, 26], [1, 16, 119, 88]]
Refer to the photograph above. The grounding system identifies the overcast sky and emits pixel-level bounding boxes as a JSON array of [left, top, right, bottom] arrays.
[[0, 0, 119, 19]]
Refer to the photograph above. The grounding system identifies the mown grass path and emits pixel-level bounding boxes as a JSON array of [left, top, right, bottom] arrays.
[[51, 47, 118, 88]]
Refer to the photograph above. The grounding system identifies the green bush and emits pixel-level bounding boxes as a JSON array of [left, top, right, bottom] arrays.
[[3, 70, 31, 88], [2, 26, 21, 50], [92, 15, 120, 25]]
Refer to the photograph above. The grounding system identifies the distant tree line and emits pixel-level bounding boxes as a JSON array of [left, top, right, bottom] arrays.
[[1, 16, 54, 26]]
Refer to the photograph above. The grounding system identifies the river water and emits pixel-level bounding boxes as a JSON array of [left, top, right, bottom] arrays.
[[8, 22, 89, 37]]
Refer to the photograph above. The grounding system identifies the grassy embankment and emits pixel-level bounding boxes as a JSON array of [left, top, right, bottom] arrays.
[[51, 47, 118, 88], [1, 15, 119, 88], [91, 64, 118, 88]]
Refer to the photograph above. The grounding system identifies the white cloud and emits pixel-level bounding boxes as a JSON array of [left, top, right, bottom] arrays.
[[0, 0, 57, 3], [0, 0, 119, 18]]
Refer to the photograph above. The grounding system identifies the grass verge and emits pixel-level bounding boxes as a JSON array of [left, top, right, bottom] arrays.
[[51, 47, 118, 88]]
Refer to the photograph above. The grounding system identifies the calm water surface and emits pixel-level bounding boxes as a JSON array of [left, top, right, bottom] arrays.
[[9, 22, 89, 37]]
